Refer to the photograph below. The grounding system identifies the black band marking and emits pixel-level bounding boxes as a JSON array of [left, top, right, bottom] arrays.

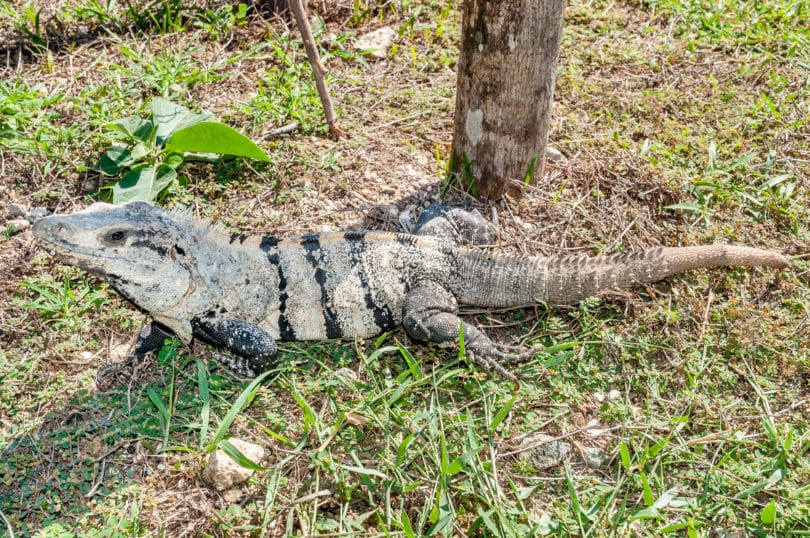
[[302, 237, 342, 339]]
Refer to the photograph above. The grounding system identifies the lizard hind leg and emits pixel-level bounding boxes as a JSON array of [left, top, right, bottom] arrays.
[[414, 203, 499, 246], [402, 280, 539, 383]]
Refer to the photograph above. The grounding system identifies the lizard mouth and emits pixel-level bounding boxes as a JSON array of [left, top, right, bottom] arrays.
[[32, 222, 127, 279]]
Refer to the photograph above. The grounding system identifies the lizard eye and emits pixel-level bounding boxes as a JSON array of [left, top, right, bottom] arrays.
[[107, 230, 126, 243]]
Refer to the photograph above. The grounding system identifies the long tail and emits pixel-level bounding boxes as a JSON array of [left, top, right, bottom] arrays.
[[454, 245, 789, 307]]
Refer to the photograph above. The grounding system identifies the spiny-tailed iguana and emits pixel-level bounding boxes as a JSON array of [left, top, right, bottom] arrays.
[[32, 201, 789, 382]]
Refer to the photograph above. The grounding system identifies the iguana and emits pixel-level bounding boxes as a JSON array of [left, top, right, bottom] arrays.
[[32, 201, 789, 382]]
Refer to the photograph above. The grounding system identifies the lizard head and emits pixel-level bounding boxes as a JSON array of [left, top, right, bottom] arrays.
[[33, 201, 195, 315]]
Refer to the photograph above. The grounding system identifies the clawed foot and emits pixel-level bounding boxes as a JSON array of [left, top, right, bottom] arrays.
[[95, 354, 153, 390], [464, 342, 545, 384]]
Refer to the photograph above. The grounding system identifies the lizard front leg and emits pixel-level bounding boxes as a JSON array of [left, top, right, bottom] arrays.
[[191, 316, 278, 377], [96, 321, 175, 388], [402, 281, 542, 383]]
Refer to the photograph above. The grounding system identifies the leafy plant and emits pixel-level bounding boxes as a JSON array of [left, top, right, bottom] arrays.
[[0, 80, 63, 155], [194, 2, 249, 41], [97, 97, 270, 203], [16, 268, 108, 332]]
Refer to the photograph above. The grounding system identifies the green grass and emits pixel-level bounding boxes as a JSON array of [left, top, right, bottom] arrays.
[[1, 0, 808, 535]]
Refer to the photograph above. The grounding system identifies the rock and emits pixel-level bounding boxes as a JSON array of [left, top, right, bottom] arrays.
[[27, 207, 48, 221], [5, 219, 30, 234], [354, 26, 397, 59], [7, 203, 28, 218], [109, 343, 131, 363], [544, 146, 568, 164], [202, 439, 266, 491], [333, 367, 358, 384], [520, 433, 571, 470], [579, 446, 609, 469], [398, 208, 414, 232]]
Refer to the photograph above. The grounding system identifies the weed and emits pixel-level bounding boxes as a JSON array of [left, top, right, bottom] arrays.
[[0, 80, 63, 155], [96, 97, 269, 203], [16, 268, 108, 333], [193, 2, 249, 41], [240, 32, 330, 134], [107, 41, 227, 98]]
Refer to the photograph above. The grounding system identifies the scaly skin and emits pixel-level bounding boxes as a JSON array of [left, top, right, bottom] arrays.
[[32, 202, 789, 382]]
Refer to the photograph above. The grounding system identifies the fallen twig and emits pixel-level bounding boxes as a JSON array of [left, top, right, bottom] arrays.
[[288, 0, 345, 140], [264, 122, 300, 138]]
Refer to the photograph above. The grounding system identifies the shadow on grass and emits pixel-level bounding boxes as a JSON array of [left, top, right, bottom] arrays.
[[0, 351, 240, 534]]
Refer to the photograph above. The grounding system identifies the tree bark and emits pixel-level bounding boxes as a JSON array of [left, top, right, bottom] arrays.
[[451, 0, 565, 199]]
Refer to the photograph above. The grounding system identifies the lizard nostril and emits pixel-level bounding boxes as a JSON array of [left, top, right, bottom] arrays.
[[56, 224, 68, 238]]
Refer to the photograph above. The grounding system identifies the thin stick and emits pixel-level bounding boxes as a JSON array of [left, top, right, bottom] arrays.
[[0, 507, 14, 538], [288, 0, 345, 140]]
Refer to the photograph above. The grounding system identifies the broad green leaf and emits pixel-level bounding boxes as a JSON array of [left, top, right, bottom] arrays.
[[111, 165, 177, 204], [736, 468, 785, 499], [761, 500, 776, 525], [151, 98, 193, 144], [782, 427, 794, 451], [395, 433, 415, 467], [447, 446, 479, 476], [765, 174, 793, 188], [98, 146, 133, 176], [457, 322, 466, 361], [166, 121, 270, 162], [440, 436, 450, 475], [655, 490, 689, 509], [107, 115, 154, 143], [396, 341, 422, 379], [217, 439, 266, 471], [163, 152, 185, 170], [172, 111, 214, 136], [146, 386, 169, 422], [291, 390, 317, 433], [628, 506, 660, 520]]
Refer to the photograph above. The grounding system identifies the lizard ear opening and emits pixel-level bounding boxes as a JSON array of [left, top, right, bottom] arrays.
[[170, 244, 189, 262]]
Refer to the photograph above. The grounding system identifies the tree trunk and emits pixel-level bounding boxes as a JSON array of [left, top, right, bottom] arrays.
[[451, 0, 565, 199]]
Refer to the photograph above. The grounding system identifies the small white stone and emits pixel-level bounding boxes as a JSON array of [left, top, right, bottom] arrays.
[[580, 447, 609, 469], [608, 389, 622, 401], [7, 203, 28, 218], [110, 343, 131, 363], [520, 433, 571, 470], [81, 351, 94, 361], [6, 219, 30, 234], [354, 26, 397, 59], [544, 146, 568, 163], [584, 418, 607, 437], [202, 438, 266, 491], [333, 367, 358, 383], [593, 392, 606, 403], [398, 208, 414, 232]]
